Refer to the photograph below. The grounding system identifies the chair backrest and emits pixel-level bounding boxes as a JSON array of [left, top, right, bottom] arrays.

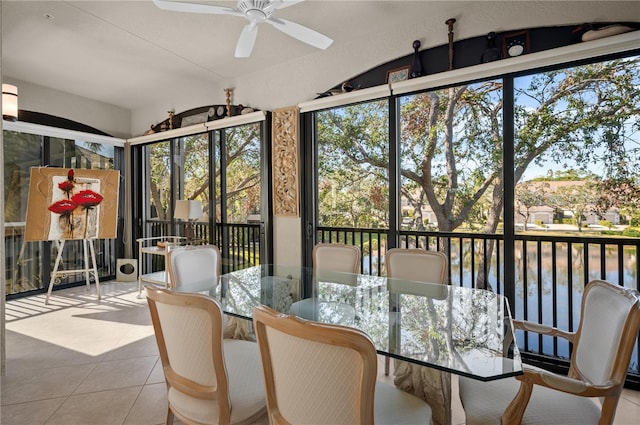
[[145, 285, 231, 424], [253, 305, 377, 425], [313, 243, 361, 274], [385, 248, 448, 284], [571, 280, 640, 401], [168, 244, 221, 292]]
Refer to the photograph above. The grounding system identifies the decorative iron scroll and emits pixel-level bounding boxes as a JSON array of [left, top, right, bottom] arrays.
[[272, 106, 299, 217]]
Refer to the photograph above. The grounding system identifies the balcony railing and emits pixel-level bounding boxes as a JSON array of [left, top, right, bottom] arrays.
[[318, 225, 640, 387], [5, 221, 638, 386], [145, 220, 261, 273], [5, 222, 116, 296]]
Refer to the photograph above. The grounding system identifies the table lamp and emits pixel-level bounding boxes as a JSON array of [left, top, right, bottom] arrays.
[[174, 200, 203, 243]]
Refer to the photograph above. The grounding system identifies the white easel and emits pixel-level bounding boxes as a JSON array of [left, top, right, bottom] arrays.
[[45, 238, 101, 304]]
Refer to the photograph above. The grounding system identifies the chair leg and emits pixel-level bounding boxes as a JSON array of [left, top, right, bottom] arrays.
[[166, 407, 174, 425], [384, 355, 390, 376]]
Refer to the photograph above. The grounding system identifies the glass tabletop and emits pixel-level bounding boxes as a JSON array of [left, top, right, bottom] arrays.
[[198, 264, 522, 381]]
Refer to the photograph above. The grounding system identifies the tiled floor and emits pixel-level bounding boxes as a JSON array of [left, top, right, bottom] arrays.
[[2, 281, 640, 425]]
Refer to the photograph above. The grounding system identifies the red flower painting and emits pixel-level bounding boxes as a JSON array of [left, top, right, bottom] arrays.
[[71, 190, 104, 208], [71, 190, 104, 238], [48, 199, 78, 215], [48, 169, 104, 239], [58, 180, 75, 195]]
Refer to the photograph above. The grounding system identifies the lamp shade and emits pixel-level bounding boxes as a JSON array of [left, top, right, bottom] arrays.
[[174, 200, 203, 220], [2, 84, 18, 121]]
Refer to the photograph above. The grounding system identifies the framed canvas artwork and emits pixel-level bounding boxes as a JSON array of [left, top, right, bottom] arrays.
[[25, 167, 120, 241]]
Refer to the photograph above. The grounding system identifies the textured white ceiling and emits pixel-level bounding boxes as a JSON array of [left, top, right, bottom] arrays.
[[2, 1, 638, 131]]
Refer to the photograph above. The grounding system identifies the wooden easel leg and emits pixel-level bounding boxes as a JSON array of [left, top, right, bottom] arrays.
[[45, 240, 66, 305], [12, 239, 27, 293], [88, 239, 101, 300], [83, 239, 91, 289]]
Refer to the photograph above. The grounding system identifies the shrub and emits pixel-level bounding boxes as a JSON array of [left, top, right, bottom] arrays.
[[598, 219, 613, 228], [622, 227, 640, 238]]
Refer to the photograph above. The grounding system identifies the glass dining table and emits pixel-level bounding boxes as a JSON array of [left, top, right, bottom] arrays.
[[183, 264, 522, 383]]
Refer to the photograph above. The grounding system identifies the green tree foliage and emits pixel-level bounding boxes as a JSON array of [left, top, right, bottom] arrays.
[[401, 82, 504, 232], [223, 124, 261, 223], [547, 180, 599, 231], [317, 101, 389, 228], [146, 123, 262, 223], [147, 141, 171, 220], [515, 180, 550, 229], [316, 57, 639, 288]]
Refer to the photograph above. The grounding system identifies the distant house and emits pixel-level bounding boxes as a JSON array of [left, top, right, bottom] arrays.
[[515, 179, 621, 226]]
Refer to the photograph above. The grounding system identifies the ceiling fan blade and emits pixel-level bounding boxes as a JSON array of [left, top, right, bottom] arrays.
[[270, 0, 306, 10], [152, 0, 242, 17], [267, 17, 333, 50], [235, 24, 259, 58]]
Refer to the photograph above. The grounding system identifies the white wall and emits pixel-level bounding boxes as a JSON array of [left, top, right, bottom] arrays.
[[4, 78, 131, 138], [274, 216, 302, 266]]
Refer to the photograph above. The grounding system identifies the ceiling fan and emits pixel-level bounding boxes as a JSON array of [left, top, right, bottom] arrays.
[[153, 0, 333, 58]]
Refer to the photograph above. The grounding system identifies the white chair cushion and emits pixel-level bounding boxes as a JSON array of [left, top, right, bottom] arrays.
[[575, 283, 632, 385], [314, 244, 360, 273], [266, 326, 365, 424], [375, 381, 432, 425], [168, 339, 266, 425], [459, 370, 601, 425]]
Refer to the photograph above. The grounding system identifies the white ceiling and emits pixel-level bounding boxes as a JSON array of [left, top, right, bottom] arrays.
[[2, 1, 638, 120]]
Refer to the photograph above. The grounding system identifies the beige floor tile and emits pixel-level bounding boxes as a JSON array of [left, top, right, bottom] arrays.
[[4, 281, 640, 425], [146, 358, 165, 385], [0, 397, 66, 425], [621, 388, 640, 407], [5, 334, 105, 372], [1, 363, 96, 405], [73, 356, 158, 395], [102, 335, 158, 362], [612, 394, 640, 425], [45, 387, 141, 425], [123, 382, 169, 425]]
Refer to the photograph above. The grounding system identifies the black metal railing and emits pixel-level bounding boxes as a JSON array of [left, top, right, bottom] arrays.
[[145, 219, 261, 273], [4, 222, 638, 385], [5, 223, 116, 297], [317, 225, 640, 386]]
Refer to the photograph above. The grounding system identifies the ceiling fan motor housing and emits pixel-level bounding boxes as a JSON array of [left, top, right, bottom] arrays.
[[238, 0, 275, 20]]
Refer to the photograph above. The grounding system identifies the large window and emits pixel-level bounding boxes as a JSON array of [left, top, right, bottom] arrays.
[[317, 101, 390, 228], [316, 100, 389, 273], [222, 123, 262, 224], [134, 116, 270, 272], [4, 128, 123, 296], [304, 52, 640, 380], [146, 140, 172, 223], [512, 56, 640, 362], [399, 81, 504, 234]]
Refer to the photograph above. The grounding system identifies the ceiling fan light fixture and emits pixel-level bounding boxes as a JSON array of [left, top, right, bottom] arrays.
[[155, 0, 333, 57], [238, 0, 274, 19]]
